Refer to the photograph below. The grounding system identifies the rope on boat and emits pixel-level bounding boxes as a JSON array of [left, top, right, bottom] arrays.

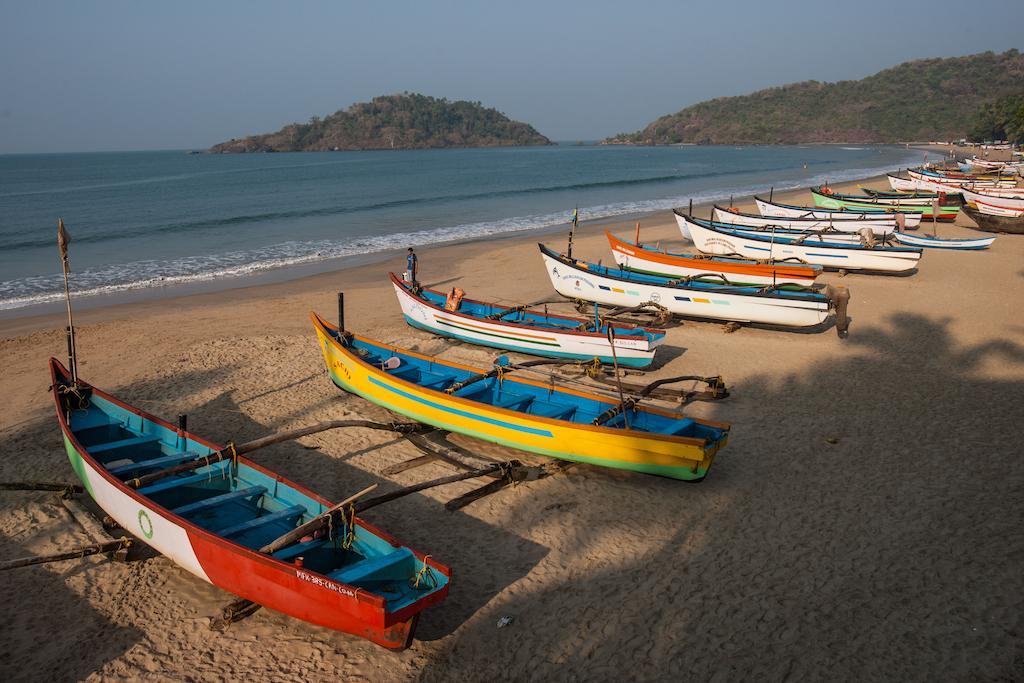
[[483, 305, 527, 321], [411, 554, 437, 590], [340, 503, 356, 550]]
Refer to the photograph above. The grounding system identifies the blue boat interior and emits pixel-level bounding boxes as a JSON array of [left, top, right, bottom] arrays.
[[67, 392, 448, 612], [689, 217, 923, 253], [406, 282, 664, 343], [540, 244, 828, 301], [332, 328, 727, 445]]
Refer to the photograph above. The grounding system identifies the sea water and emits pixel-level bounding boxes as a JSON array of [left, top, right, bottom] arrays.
[[0, 144, 921, 312]]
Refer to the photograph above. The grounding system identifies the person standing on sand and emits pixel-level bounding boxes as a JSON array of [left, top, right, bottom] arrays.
[[405, 247, 418, 284]]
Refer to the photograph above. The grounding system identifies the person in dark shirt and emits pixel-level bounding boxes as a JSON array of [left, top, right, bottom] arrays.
[[406, 247, 418, 284]]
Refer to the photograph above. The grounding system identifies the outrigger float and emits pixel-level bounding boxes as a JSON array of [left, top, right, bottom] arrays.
[[312, 312, 730, 481], [390, 272, 665, 368]]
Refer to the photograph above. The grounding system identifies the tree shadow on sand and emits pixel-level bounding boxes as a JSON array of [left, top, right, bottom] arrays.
[[414, 312, 1024, 681]]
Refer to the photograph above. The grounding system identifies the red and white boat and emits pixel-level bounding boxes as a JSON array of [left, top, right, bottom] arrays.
[[49, 358, 450, 649], [960, 186, 1024, 217]]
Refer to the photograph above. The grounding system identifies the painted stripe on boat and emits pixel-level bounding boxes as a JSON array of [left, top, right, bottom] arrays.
[[434, 318, 560, 347], [366, 375, 554, 438]]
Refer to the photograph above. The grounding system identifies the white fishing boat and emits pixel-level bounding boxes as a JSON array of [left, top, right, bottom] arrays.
[[697, 208, 896, 240], [753, 197, 919, 229], [538, 244, 833, 329], [960, 187, 1024, 217], [390, 273, 665, 368], [678, 214, 922, 273]]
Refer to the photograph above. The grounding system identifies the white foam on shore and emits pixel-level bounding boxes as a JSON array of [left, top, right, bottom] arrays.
[[0, 155, 918, 311]]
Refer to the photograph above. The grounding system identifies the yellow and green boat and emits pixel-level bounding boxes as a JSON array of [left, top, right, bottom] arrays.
[[311, 312, 730, 481]]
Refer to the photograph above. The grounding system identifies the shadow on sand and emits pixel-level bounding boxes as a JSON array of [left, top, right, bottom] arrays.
[[412, 312, 1024, 681]]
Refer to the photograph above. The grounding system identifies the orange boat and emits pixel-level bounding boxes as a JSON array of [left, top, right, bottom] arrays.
[[605, 231, 822, 287]]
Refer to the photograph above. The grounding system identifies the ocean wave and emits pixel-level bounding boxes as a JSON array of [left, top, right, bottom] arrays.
[[0, 164, 804, 251], [0, 153, 918, 311]]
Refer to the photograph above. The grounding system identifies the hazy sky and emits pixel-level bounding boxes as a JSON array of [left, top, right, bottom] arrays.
[[2, 0, 1022, 153]]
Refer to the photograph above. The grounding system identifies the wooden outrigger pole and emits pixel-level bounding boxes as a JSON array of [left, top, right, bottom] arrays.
[[57, 218, 78, 384]]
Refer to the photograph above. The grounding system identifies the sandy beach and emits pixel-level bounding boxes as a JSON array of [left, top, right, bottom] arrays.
[[2, 175, 1022, 680]]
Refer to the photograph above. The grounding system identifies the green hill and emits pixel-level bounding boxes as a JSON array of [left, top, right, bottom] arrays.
[[210, 93, 552, 152], [605, 50, 1024, 145]]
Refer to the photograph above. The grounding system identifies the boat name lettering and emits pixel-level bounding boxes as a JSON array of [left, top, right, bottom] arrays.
[[705, 238, 736, 251], [296, 570, 356, 597]]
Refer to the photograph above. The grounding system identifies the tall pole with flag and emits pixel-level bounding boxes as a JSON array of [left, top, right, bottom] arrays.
[[58, 218, 78, 384], [567, 206, 578, 258]]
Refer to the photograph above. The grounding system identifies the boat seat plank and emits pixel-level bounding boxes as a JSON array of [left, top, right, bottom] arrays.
[[136, 462, 230, 495], [90, 434, 162, 454], [108, 451, 192, 476], [493, 392, 534, 409], [215, 505, 306, 539], [418, 370, 454, 389], [271, 538, 328, 561], [530, 400, 576, 420], [329, 548, 413, 585], [172, 485, 267, 516]]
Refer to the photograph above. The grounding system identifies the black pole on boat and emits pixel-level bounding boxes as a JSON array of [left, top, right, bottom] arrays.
[[567, 206, 578, 259], [606, 327, 630, 429], [57, 218, 78, 384], [337, 292, 345, 333], [688, 198, 693, 216], [769, 186, 774, 202]]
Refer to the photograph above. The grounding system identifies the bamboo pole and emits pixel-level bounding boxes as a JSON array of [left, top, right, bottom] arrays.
[[125, 419, 426, 489], [1, 539, 131, 571], [57, 219, 78, 383]]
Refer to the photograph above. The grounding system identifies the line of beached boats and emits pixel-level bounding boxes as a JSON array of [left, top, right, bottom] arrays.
[[43, 160, 1020, 649]]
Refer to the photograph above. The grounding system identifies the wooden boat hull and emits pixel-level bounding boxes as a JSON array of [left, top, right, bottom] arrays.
[[50, 359, 449, 649], [540, 244, 831, 328], [707, 207, 897, 236], [811, 189, 959, 220], [908, 168, 1017, 189], [680, 214, 922, 273], [606, 231, 821, 287], [391, 273, 663, 368], [754, 197, 919, 229], [959, 187, 1024, 217], [962, 205, 1024, 234], [311, 315, 730, 481]]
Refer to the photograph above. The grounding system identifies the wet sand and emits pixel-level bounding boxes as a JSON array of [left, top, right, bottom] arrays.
[[1, 175, 1022, 681]]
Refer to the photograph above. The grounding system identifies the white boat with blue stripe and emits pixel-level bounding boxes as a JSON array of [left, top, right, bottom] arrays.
[[390, 273, 665, 368], [678, 214, 922, 273], [538, 244, 833, 329]]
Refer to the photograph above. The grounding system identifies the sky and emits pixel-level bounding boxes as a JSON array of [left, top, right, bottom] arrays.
[[1, 0, 1022, 153]]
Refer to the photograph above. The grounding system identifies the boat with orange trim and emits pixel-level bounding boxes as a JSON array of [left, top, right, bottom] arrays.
[[605, 231, 821, 288]]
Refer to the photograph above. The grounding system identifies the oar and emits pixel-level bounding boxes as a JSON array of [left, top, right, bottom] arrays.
[[258, 483, 378, 555], [124, 419, 426, 490]]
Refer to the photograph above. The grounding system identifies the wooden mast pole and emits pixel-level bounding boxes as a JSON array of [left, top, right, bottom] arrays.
[[57, 218, 78, 384]]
